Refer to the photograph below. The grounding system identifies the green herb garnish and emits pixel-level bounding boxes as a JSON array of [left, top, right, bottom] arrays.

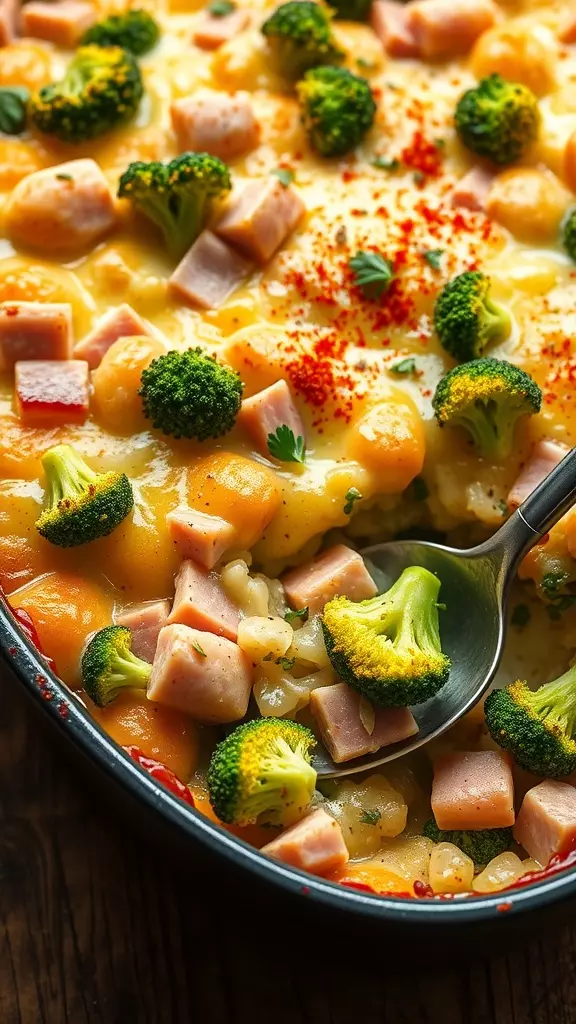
[[349, 250, 394, 299], [267, 425, 306, 464]]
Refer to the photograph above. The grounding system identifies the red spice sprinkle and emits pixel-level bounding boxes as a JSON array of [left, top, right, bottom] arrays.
[[400, 131, 444, 178], [8, 646, 16, 656], [58, 701, 69, 720], [497, 901, 512, 913]]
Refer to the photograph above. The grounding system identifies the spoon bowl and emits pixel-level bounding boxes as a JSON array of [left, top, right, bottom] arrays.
[[314, 448, 576, 778]]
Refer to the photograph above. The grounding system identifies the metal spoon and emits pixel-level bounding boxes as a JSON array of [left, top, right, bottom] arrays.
[[315, 448, 576, 778]]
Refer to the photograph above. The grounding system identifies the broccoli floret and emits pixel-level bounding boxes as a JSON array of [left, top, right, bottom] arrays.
[[207, 717, 317, 826], [434, 271, 511, 363], [297, 65, 376, 157], [432, 358, 541, 461], [485, 672, 576, 778], [261, 1, 344, 80], [139, 347, 243, 440], [30, 45, 143, 144], [322, 566, 451, 707], [118, 153, 231, 260], [423, 819, 513, 870], [328, 0, 372, 21], [562, 207, 576, 263], [81, 625, 152, 707], [35, 444, 134, 548], [454, 74, 539, 166], [81, 9, 160, 55]]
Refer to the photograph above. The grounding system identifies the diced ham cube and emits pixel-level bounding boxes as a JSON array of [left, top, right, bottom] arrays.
[[282, 544, 377, 616], [167, 509, 236, 570], [74, 304, 153, 370], [171, 89, 259, 161], [6, 158, 117, 255], [370, 1, 420, 58], [507, 439, 570, 510], [0, 0, 18, 46], [15, 359, 89, 426], [514, 780, 576, 867], [116, 599, 171, 664], [238, 380, 305, 458], [408, 0, 498, 60], [21, 0, 97, 47], [261, 808, 349, 877], [168, 558, 240, 642], [148, 623, 252, 724], [559, 11, 576, 45], [215, 178, 305, 264], [450, 166, 494, 212], [565, 130, 576, 193], [310, 682, 418, 763], [193, 8, 250, 50], [431, 750, 515, 831], [0, 302, 73, 371], [169, 231, 253, 310]]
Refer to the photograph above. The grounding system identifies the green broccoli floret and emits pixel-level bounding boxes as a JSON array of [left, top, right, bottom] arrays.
[[562, 207, 576, 263], [30, 45, 143, 144], [139, 347, 243, 440], [118, 153, 231, 260], [297, 65, 376, 157], [454, 74, 539, 165], [423, 819, 513, 870], [207, 717, 317, 826], [485, 671, 576, 778], [434, 271, 511, 362], [81, 625, 152, 708], [322, 566, 450, 707], [432, 358, 542, 461], [35, 444, 134, 548], [81, 9, 160, 55], [329, 0, 372, 21], [261, 1, 344, 80]]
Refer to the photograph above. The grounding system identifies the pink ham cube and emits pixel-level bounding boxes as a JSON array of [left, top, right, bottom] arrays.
[[431, 750, 515, 831], [261, 808, 349, 877], [514, 781, 576, 867], [74, 304, 153, 370], [310, 682, 418, 763], [193, 7, 249, 49], [407, 0, 498, 60], [370, 1, 420, 58], [450, 167, 494, 213], [21, 0, 97, 46], [167, 558, 240, 642], [15, 359, 90, 426], [0, 0, 18, 45], [507, 439, 570, 511], [116, 599, 171, 664], [282, 544, 377, 616], [238, 380, 305, 458], [167, 509, 236, 570], [171, 90, 259, 161], [0, 302, 73, 371], [148, 623, 252, 724], [169, 231, 253, 311], [215, 178, 305, 264]]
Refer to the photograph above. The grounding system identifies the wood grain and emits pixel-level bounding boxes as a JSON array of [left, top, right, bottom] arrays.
[[2, 666, 576, 1024]]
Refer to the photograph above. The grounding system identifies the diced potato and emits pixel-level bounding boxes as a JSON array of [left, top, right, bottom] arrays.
[[237, 614, 294, 661], [486, 169, 572, 245], [429, 842, 475, 894], [0, 259, 94, 338], [333, 862, 411, 894], [377, 835, 434, 885], [92, 335, 169, 435], [472, 852, 525, 893], [0, 41, 53, 90], [188, 453, 281, 550], [324, 775, 408, 858], [0, 140, 47, 191], [221, 558, 271, 616], [346, 396, 425, 492], [470, 23, 556, 96]]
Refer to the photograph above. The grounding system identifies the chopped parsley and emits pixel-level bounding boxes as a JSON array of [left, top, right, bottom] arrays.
[[511, 604, 530, 628], [343, 487, 362, 515], [390, 357, 416, 376], [284, 606, 309, 624], [267, 425, 306, 464], [349, 250, 394, 299], [271, 167, 294, 187], [422, 249, 444, 270], [56, 173, 73, 181], [208, 0, 235, 15], [372, 155, 401, 172], [359, 809, 381, 826], [277, 656, 296, 671], [0, 86, 29, 135], [192, 640, 207, 657]]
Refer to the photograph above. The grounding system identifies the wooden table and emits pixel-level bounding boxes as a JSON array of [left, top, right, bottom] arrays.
[[2, 668, 576, 1024]]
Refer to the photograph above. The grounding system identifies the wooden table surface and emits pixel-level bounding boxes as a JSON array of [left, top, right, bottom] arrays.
[[2, 667, 576, 1024]]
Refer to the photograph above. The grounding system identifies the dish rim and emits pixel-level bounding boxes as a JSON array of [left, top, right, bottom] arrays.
[[3, 597, 575, 925]]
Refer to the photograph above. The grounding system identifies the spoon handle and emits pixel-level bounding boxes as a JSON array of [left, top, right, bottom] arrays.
[[495, 447, 576, 568]]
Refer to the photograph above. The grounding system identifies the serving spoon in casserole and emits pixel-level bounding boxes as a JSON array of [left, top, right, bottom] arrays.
[[316, 447, 576, 778]]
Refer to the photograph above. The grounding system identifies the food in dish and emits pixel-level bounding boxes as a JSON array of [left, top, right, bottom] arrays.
[[1, 0, 576, 901]]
